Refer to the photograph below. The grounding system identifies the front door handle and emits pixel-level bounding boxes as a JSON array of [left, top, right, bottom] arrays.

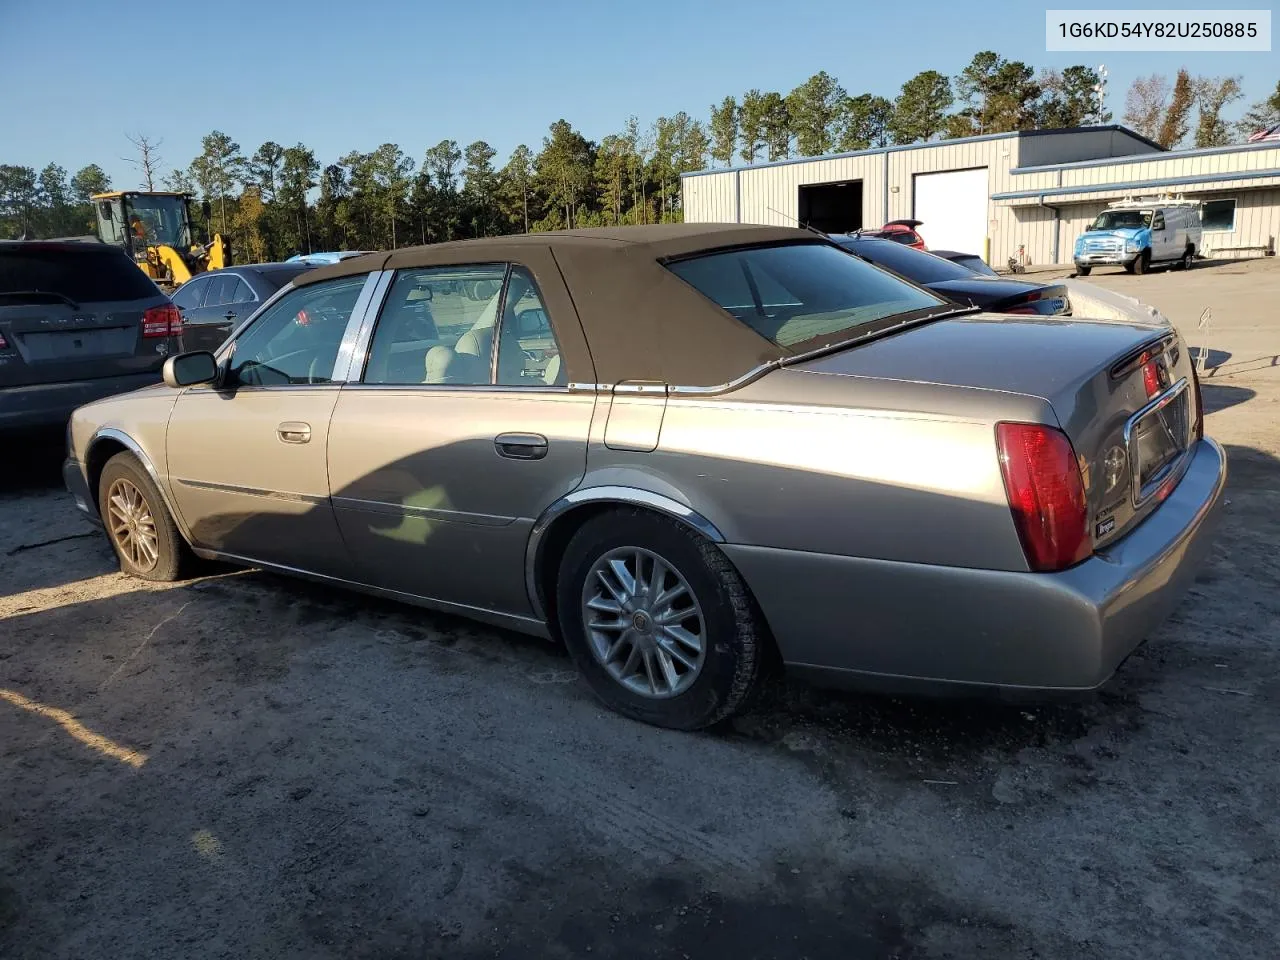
[[223, 311, 237, 321], [278, 421, 311, 444], [495, 432, 548, 460]]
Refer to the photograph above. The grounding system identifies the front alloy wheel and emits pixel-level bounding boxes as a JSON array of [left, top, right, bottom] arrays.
[[106, 477, 159, 573], [581, 546, 706, 698], [98, 450, 192, 582]]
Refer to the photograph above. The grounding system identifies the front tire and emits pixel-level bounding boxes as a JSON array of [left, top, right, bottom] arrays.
[[1131, 250, 1150, 275], [1075, 265, 1091, 277], [557, 509, 766, 730], [98, 452, 191, 582]]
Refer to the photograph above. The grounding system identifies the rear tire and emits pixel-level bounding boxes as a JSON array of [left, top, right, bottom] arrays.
[[1179, 247, 1195, 271], [1131, 250, 1150, 275], [1075, 266, 1091, 277], [556, 509, 766, 730], [98, 452, 191, 582]]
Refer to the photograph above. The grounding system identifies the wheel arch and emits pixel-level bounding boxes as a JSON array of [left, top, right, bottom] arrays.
[[525, 486, 727, 631], [85, 428, 193, 544]]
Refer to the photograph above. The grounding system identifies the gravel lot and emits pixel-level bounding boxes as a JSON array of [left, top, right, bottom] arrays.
[[2, 257, 1278, 959]]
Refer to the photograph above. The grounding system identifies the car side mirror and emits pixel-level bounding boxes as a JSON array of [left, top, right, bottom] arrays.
[[163, 351, 218, 388]]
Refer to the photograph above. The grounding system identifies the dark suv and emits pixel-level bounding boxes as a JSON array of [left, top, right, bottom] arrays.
[[0, 241, 180, 432]]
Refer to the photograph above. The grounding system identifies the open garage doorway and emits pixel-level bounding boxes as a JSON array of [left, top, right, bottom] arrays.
[[798, 180, 863, 233]]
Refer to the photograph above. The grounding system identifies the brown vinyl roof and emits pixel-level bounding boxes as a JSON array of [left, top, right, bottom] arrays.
[[295, 224, 822, 387]]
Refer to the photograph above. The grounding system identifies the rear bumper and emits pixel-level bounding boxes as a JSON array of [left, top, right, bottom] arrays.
[[0, 372, 162, 431], [63, 458, 100, 525], [725, 437, 1227, 694]]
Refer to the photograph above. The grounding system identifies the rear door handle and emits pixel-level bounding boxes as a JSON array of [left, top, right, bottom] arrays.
[[278, 421, 311, 444], [495, 432, 548, 460]]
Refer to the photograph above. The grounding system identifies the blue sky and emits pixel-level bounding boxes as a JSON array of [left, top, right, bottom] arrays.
[[1, 0, 1273, 188]]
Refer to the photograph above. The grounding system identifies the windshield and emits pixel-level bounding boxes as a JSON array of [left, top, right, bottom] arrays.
[[124, 195, 192, 249], [666, 242, 943, 350], [833, 237, 977, 284], [1090, 210, 1152, 231]]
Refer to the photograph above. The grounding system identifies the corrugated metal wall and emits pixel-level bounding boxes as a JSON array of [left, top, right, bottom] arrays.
[[681, 135, 1280, 265]]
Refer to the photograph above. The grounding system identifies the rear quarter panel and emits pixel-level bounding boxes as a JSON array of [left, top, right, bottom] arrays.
[[639, 370, 1051, 571]]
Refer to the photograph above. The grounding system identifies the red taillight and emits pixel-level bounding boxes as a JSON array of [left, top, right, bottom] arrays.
[[996, 422, 1091, 572], [0, 331, 7, 348], [142, 303, 182, 338], [1139, 351, 1162, 398]]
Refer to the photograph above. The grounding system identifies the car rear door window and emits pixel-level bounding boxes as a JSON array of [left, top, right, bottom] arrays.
[[0, 247, 158, 303], [227, 275, 367, 387], [495, 267, 565, 386], [363, 265, 507, 386], [171, 276, 210, 311], [667, 242, 941, 350], [204, 274, 240, 307]]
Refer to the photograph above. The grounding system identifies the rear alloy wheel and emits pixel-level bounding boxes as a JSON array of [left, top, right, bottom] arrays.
[[99, 452, 191, 582], [1180, 247, 1195, 271], [557, 509, 766, 730]]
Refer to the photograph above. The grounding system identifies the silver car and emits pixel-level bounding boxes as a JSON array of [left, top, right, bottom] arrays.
[[63, 225, 1227, 729]]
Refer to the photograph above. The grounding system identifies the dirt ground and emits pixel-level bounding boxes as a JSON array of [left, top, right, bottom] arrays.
[[2, 257, 1277, 960]]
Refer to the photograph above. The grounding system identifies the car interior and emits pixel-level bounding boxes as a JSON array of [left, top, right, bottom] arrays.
[[364, 267, 566, 387]]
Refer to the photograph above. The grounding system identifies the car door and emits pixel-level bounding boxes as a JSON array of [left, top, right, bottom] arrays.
[[166, 272, 376, 576], [186, 273, 253, 352], [1150, 211, 1173, 260], [171, 275, 213, 348], [326, 254, 597, 619]]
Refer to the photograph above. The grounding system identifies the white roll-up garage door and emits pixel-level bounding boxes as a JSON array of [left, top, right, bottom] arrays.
[[913, 168, 990, 260]]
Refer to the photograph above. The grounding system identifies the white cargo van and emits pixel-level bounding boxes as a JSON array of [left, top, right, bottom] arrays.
[[1073, 196, 1204, 276]]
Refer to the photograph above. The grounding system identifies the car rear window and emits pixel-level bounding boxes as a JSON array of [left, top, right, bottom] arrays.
[[0, 247, 159, 303], [261, 265, 316, 290], [665, 242, 942, 349], [834, 238, 977, 284]]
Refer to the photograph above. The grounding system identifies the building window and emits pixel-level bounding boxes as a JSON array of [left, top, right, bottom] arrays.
[[1202, 199, 1236, 232]]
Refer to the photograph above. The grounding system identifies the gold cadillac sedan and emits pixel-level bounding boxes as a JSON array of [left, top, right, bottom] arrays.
[[64, 225, 1226, 729]]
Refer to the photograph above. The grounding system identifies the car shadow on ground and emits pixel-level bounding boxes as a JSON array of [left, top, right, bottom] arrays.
[[1200, 382, 1256, 414]]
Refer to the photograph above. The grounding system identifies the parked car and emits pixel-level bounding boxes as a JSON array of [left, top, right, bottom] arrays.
[[832, 235, 1071, 316], [930, 249, 999, 277], [856, 219, 926, 249], [171, 263, 319, 352], [64, 225, 1225, 730], [1074, 197, 1202, 275], [1, 240, 180, 433]]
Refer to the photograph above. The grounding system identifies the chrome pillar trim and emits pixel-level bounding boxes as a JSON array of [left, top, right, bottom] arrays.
[[332, 270, 394, 383]]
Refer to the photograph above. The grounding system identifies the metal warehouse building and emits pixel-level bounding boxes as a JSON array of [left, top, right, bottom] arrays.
[[681, 125, 1280, 266]]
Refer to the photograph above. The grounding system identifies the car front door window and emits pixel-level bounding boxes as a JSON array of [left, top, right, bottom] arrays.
[[227, 275, 367, 387]]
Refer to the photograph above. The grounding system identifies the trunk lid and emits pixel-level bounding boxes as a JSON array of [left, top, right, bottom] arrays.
[[795, 313, 1199, 548]]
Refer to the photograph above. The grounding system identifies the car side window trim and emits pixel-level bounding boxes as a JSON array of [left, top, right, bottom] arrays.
[[195, 272, 378, 392], [347, 262, 570, 392]]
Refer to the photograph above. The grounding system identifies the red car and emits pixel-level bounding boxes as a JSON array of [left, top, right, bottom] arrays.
[[858, 219, 926, 250]]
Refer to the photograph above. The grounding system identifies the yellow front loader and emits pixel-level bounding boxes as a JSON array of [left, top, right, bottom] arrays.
[[92, 191, 230, 291]]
